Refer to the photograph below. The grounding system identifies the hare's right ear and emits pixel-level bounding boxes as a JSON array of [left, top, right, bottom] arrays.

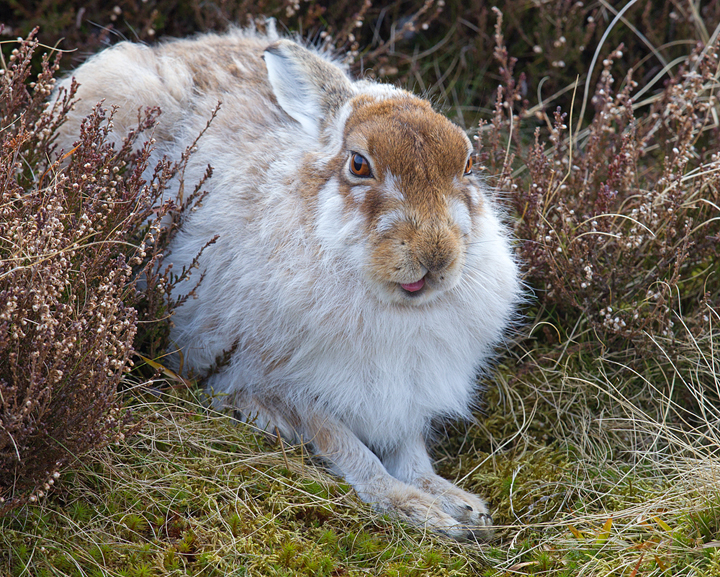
[[263, 40, 354, 139]]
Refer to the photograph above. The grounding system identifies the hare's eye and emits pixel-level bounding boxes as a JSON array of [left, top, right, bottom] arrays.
[[350, 153, 372, 178], [463, 156, 473, 176]]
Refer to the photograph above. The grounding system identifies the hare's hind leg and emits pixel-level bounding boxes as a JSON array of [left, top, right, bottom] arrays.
[[208, 386, 303, 444], [382, 434, 494, 540]]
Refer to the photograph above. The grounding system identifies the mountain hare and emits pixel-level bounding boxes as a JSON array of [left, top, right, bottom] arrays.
[[55, 24, 520, 540]]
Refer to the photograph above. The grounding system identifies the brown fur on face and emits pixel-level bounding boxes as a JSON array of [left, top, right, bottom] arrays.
[[343, 95, 470, 188], [335, 94, 480, 303]]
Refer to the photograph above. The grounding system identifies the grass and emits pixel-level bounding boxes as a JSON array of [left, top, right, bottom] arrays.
[[1, 388, 488, 576], [2, 321, 718, 575], [2, 0, 720, 575]]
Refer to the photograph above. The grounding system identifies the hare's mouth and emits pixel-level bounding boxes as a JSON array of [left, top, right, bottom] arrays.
[[400, 276, 426, 296]]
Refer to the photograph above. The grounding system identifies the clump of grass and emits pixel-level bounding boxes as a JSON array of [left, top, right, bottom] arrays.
[[0, 388, 486, 576]]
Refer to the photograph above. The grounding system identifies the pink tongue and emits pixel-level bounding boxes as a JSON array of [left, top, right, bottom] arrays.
[[401, 278, 425, 292]]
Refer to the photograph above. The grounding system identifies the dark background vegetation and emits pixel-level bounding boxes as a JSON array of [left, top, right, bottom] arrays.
[[4, 0, 720, 123]]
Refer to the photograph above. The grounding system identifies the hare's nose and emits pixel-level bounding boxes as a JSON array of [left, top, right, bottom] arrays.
[[418, 228, 457, 275], [421, 250, 452, 275]]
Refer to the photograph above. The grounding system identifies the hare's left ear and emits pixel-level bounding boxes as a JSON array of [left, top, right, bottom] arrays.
[[263, 40, 354, 138]]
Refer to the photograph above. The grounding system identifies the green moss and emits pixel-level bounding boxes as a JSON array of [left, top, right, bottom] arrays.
[[687, 504, 720, 544], [299, 479, 330, 499], [69, 501, 94, 524], [123, 513, 149, 537]]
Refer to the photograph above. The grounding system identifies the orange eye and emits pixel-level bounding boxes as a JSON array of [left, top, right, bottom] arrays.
[[350, 153, 372, 178], [464, 156, 473, 176]]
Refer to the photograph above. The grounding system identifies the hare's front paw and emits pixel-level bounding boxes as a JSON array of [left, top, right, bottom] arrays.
[[414, 474, 493, 539], [378, 483, 487, 541]]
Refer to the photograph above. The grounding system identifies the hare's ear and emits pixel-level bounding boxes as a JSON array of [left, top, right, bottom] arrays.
[[264, 40, 354, 138]]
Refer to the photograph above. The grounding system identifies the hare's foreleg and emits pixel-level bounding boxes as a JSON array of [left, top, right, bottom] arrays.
[[381, 433, 493, 539], [215, 386, 490, 540], [299, 412, 485, 540]]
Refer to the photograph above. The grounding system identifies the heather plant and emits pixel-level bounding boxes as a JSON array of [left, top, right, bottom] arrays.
[[506, 47, 720, 352], [475, 10, 720, 405], [0, 30, 200, 514], [0, 0, 442, 74]]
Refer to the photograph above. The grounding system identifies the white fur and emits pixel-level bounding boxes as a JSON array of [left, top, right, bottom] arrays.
[[449, 197, 472, 235], [349, 184, 371, 204], [381, 172, 405, 201], [264, 51, 321, 138], [54, 26, 521, 540], [375, 209, 406, 235], [457, 175, 480, 205]]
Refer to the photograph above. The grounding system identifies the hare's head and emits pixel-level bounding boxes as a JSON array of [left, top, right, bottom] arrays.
[[265, 40, 485, 305]]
